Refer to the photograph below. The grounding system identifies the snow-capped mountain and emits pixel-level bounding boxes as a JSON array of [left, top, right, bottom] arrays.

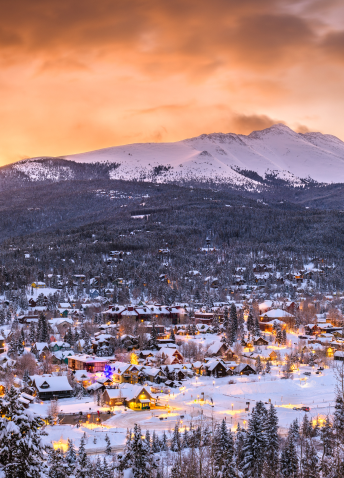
[[7, 124, 344, 187]]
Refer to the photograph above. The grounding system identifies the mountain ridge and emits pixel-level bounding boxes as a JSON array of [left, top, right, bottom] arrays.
[[3, 123, 344, 188]]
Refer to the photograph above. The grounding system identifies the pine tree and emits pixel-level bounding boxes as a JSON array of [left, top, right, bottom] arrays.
[[247, 310, 254, 333], [0, 308, 5, 326], [145, 430, 151, 450], [171, 424, 181, 452], [280, 424, 299, 478], [48, 448, 69, 478], [214, 419, 235, 478], [105, 433, 112, 455], [256, 356, 263, 373], [152, 431, 161, 453], [212, 313, 220, 333], [38, 312, 49, 343], [82, 335, 93, 354], [65, 438, 77, 471], [265, 360, 271, 374], [254, 317, 261, 337], [234, 424, 246, 473], [242, 401, 267, 478], [119, 423, 156, 478], [282, 328, 287, 345], [321, 416, 334, 457], [301, 413, 312, 439], [230, 303, 238, 341], [160, 430, 168, 451], [150, 322, 158, 349], [333, 393, 344, 443], [301, 438, 319, 478], [223, 306, 229, 329], [170, 327, 175, 342], [0, 385, 49, 478], [264, 404, 280, 477], [7, 334, 18, 357], [75, 436, 91, 478], [29, 322, 36, 345]]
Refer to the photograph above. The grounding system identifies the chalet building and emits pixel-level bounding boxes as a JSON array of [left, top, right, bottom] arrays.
[[102, 388, 126, 407], [334, 351, 344, 361], [31, 342, 50, 356], [260, 308, 295, 327], [142, 367, 166, 383], [206, 342, 229, 357], [31, 375, 73, 400], [195, 312, 213, 325], [204, 360, 227, 377], [31, 282, 46, 288], [68, 355, 112, 373], [234, 364, 256, 375], [160, 348, 184, 364], [305, 324, 321, 335], [253, 337, 269, 346], [111, 363, 143, 384]]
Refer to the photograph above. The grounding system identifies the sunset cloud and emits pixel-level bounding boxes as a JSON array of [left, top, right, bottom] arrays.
[[0, 0, 343, 165]]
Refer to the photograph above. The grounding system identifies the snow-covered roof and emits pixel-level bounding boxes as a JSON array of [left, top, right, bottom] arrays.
[[31, 375, 73, 392], [263, 309, 294, 318], [119, 384, 151, 401]]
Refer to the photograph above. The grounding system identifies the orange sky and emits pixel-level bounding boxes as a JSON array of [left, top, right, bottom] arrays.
[[1, 0, 344, 166]]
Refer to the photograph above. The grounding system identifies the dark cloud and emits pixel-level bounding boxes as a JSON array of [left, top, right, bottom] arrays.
[[0, 0, 321, 75], [230, 113, 284, 134], [321, 30, 344, 63]]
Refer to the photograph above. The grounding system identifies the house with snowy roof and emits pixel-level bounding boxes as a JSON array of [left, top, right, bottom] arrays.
[[31, 375, 73, 400], [260, 308, 295, 325], [160, 347, 184, 364]]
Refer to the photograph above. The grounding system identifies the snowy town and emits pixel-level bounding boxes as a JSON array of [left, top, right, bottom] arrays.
[[1, 257, 344, 477]]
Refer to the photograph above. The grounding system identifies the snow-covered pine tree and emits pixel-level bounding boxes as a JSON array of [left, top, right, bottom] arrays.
[[171, 424, 182, 452], [254, 317, 261, 337], [7, 334, 18, 357], [0, 385, 49, 478], [38, 312, 49, 343], [321, 415, 334, 457], [234, 424, 246, 473], [256, 356, 263, 373], [230, 304, 238, 340], [333, 393, 344, 443], [282, 328, 287, 345], [181, 427, 189, 449], [214, 419, 235, 478], [280, 424, 299, 478], [152, 431, 161, 453], [247, 310, 254, 333], [82, 335, 93, 354], [150, 322, 158, 349], [145, 430, 151, 450], [0, 308, 5, 326], [160, 430, 168, 451], [75, 436, 92, 478], [48, 447, 69, 478], [29, 322, 36, 345], [242, 401, 267, 478], [170, 327, 175, 342], [212, 313, 220, 333], [301, 438, 319, 478], [301, 413, 313, 439], [65, 438, 77, 471], [105, 433, 112, 455], [263, 404, 280, 477], [119, 423, 156, 478], [265, 360, 271, 374]]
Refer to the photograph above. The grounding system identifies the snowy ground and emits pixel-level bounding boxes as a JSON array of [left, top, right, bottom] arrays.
[[42, 362, 337, 454]]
